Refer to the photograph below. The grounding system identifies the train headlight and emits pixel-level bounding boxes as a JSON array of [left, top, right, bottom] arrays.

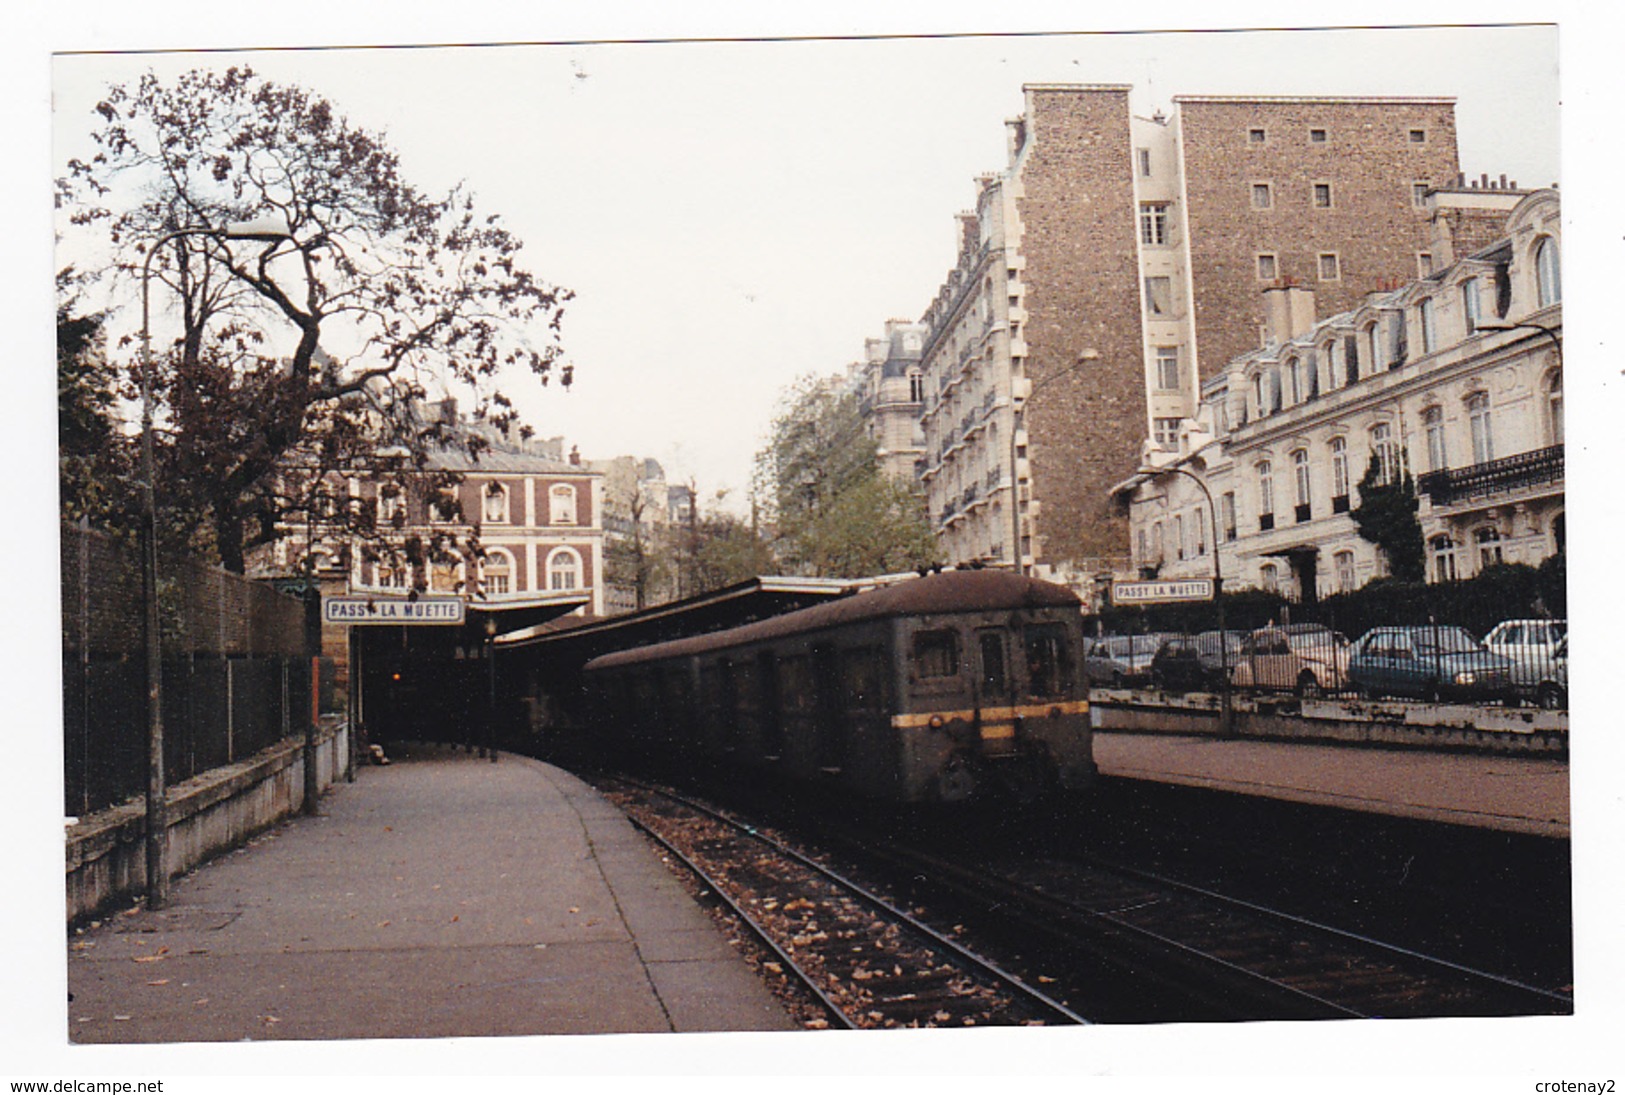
[[1454, 671, 1476, 685], [928, 714, 944, 729]]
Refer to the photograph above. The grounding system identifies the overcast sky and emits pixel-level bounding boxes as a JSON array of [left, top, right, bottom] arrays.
[[15, 2, 1625, 1084], [50, 22, 1559, 507]]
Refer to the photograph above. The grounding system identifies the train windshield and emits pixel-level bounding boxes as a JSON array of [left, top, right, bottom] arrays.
[[1024, 623, 1073, 698]]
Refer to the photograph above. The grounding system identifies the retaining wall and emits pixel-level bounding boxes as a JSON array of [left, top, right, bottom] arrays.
[[1091, 690, 1566, 755], [65, 720, 351, 923]]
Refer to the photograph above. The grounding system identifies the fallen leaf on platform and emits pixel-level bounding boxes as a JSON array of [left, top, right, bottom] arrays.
[[146, 979, 169, 986]]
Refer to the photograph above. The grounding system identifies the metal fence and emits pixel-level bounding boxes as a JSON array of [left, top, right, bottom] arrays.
[[1084, 581, 1566, 710], [60, 522, 329, 817]]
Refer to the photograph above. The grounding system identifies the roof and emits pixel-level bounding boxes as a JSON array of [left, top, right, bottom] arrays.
[[584, 569, 1080, 671]]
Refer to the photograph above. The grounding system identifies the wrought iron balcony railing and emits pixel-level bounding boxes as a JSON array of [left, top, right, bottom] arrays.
[[1416, 445, 1565, 506]]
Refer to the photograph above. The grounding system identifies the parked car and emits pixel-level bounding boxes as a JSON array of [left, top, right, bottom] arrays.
[[1346, 625, 1518, 704], [1483, 618, 1567, 694], [1279, 623, 1352, 693], [1532, 635, 1568, 710], [1231, 627, 1329, 696], [1192, 630, 1246, 688], [1150, 636, 1209, 693], [1085, 634, 1165, 687]]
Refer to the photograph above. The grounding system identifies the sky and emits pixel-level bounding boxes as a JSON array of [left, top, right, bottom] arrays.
[[48, 20, 1561, 509], [12, 1, 1625, 1086]]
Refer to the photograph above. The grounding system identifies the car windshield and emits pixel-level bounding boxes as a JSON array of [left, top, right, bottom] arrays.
[[1414, 627, 1483, 654]]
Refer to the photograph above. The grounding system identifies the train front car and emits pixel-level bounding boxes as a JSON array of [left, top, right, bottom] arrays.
[[582, 570, 1096, 805], [885, 570, 1096, 802]]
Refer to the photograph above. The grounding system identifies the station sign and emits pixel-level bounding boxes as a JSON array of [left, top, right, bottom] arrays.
[[322, 595, 466, 625], [1112, 578, 1215, 605]]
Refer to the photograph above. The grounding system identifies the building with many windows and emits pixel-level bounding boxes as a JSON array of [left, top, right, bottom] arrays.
[[1113, 187, 1561, 599], [911, 85, 1465, 597], [856, 320, 929, 485]]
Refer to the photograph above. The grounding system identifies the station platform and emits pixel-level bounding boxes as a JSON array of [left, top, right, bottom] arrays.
[[67, 744, 797, 1043], [1094, 730, 1570, 838]]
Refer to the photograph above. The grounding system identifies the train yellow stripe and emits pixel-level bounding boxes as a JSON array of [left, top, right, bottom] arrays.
[[890, 699, 1089, 729]]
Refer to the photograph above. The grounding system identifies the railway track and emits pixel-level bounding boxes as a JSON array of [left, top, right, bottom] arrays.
[[850, 838, 1574, 1023], [601, 779, 1088, 1030], [604, 775, 1572, 1025]]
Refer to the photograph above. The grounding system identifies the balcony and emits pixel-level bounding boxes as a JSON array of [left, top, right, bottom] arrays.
[[1416, 446, 1565, 507]]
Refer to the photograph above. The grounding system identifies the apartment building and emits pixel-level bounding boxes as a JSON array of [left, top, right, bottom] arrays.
[[911, 85, 1463, 597], [856, 319, 929, 484], [1114, 188, 1562, 599]]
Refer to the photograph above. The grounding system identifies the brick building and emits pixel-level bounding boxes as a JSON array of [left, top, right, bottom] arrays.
[[911, 85, 1464, 599]]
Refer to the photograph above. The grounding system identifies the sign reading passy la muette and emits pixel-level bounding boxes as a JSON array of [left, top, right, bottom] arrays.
[[322, 596, 466, 625], [1112, 579, 1215, 605]]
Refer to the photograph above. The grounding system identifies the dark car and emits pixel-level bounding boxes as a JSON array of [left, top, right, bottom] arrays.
[[1346, 625, 1518, 704], [1192, 630, 1245, 688], [1150, 637, 1208, 693]]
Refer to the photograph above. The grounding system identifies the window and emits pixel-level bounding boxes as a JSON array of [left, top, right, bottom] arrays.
[[1221, 492, 1237, 542], [1536, 238, 1561, 306], [1417, 251, 1434, 277], [1252, 182, 1273, 209], [1023, 624, 1073, 699], [1335, 551, 1356, 592], [1475, 527, 1503, 570], [1137, 147, 1152, 176], [1410, 128, 1427, 144], [377, 562, 407, 589], [482, 482, 509, 523], [1365, 322, 1383, 373], [1313, 182, 1333, 208], [1153, 417, 1181, 447], [1174, 514, 1185, 560], [1431, 535, 1458, 582], [1194, 506, 1206, 556], [1370, 423, 1400, 485], [1287, 356, 1304, 404], [1343, 334, 1360, 385], [1318, 253, 1340, 281], [1258, 461, 1275, 529], [1144, 276, 1173, 316], [1461, 277, 1481, 334], [429, 557, 460, 593], [1424, 407, 1448, 472], [1293, 449, 1312, 520], [1249, 127, 1267, 144], [1155, 346, 1180, 390], [1548, 372, 1564, 445], [482, 550, 513, 596], [1330, 438, 1350, 506], [1260, 563, 1280, 593], [1412, 182, 1431, 208], [549, 484, 577, 525], [1268, 368, 1283, 414], [1467, 392, 1494, 464], [912, 629, 960, 679], [428, 489, 459, 524], [1257, 253, 1278, 280], [1419, 298, 1436, 354], [978, 630, 1008, 696], [1139, 203, 1170, 245], [909, 371, 925, 402], [1310, 127, 1328, 143], [378, 486, 406, 527], [547, 547, 582, 590]]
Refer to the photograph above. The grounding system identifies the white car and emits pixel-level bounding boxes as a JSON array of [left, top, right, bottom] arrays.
[[1483, 619, 1567, 693]]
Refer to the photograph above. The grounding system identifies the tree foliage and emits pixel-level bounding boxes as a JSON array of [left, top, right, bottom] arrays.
[[755, 375, 937, 578], [57, 269, 128, 527], [57, 67, 572, 571], [1350, 456, 1425, 583]]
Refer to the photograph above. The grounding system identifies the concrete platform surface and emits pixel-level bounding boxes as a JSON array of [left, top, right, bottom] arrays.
[[1095, 731, 1570, 838], [67, 744, 796, 1042]]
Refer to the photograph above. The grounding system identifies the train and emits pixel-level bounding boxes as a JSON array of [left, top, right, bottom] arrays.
[[581, 568, 1097, 803]]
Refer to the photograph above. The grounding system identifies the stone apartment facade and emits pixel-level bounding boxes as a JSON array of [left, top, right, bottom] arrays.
[[856, 320, 928, 485], [910, 85, 1465, 598], [1114, 188, 1562, 600]]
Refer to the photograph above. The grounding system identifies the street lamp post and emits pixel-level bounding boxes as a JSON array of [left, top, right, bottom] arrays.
[[138, 218, 295, 908], [1474, 321, 1563, 367], [1137, 461, 1233, 739]]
